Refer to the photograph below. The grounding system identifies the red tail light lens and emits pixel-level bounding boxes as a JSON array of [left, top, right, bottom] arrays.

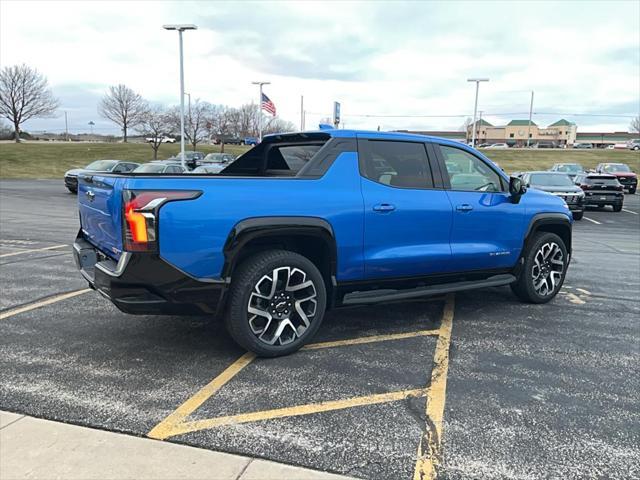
[[123, 190, 201, 252]]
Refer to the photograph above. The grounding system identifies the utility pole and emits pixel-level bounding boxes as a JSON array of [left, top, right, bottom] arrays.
[[252, 81, 270, 142], [88, 121, 95, 135], [526, 91, 534, 148], [300, 95, 304, 131], [64, 111, 69, 141], [467, 78, 489, 147], [478, 111, 483, 144]]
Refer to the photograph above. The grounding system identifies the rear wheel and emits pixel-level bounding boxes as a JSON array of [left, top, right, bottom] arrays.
[[511, 232, 568, 304], [225, 250, 327, 357], [612, 204, 623, 212]]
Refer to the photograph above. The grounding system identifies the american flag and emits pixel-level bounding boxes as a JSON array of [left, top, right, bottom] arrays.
[[261, 92, 276, 116]]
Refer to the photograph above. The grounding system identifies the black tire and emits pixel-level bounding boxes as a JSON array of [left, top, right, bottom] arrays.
[[511, 232, 568, 304], [572, 211, 583, 221], [67, 187, 77, 194], [225, 249, 327, 357], [629, 188, 636, 195], [613, 204, 622, 212]]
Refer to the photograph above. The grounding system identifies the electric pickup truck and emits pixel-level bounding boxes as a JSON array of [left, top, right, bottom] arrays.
[[73, 129, 572, 357]]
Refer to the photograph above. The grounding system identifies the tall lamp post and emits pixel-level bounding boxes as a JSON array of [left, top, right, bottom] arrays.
[[252, 81, 270, 142], [163, 23, 197, 169], [467, 78, 489, 147]]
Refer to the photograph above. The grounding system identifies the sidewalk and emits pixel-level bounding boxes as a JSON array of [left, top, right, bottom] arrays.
[[0, 411, 357, 480]]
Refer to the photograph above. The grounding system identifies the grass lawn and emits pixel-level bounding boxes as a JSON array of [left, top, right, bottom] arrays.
[[0, 142, 251, 179], [0, 141, 638, 179]]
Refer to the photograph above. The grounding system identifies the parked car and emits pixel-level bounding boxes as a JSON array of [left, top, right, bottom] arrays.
[[572, 143, 593, 149], [627, 139, 640, 151], [73, 130, 572, 357], [145, 136, 176, 144], [594, 163, 637, 194], [486, 143, 509, 149], [520, 171, 584, 220], [167, 151, 205, 170], [243, 137, 259, 146], [213, 136, 242, 145], [133, 163, 186, 174], [191, 165, 223, 174], [64, 160, 139, 193], [201, 153, 235, 166], [533, 141, 558, 149], [574, 173, 624, 211], [549, 163, 585, 180]]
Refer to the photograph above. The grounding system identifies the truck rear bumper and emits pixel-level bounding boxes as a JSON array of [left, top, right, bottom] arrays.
[[73, 233, 227, 316]]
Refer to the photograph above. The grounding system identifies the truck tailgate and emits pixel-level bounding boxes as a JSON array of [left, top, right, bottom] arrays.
[[78, 174, 124, 260]]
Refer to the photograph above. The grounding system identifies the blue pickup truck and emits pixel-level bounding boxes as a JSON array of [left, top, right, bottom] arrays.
[[73, 129, 572, 356]]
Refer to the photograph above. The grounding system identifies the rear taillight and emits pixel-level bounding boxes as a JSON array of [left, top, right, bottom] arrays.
[[123, 190, 200, 252]]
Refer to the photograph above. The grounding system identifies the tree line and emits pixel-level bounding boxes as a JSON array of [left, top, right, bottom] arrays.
[[0, 64, 295, 157]]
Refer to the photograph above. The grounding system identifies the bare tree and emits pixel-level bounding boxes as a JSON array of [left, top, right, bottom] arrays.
[[631, 116, 640, 134], [263, 117, 296, 135], [136, 105, 170, 160], [208, 105, 236, 152], [0, 64, 59, 142], [169, 99, 211, 151], [98, 84, 147, 142]]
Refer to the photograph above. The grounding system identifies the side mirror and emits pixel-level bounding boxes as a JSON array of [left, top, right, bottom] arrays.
[[509, 176, 526, 203]]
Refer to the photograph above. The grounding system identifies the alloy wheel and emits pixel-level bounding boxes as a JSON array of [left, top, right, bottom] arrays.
[[247, 266, 318, 346], [531, 242, 565, 297]]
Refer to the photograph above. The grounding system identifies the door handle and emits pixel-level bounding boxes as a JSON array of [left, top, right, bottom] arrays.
[[373, 203, 396, 212], [456, 204, 473, 212]]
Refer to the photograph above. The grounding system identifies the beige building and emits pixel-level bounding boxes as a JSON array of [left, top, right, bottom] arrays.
[[468, 119, 577, 146]]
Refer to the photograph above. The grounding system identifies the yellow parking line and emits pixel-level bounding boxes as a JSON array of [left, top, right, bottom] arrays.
[[302, 329, 439, 351], [0, 288, 92, 320], [0, 244, 68, 258], [148, 352, 256, 440], [413, 293, 455, 480], [148, 299, 451, 442], [168, 388, 427, 438]]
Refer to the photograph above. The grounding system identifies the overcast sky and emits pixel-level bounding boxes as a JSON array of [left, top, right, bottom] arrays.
[[1, 0, 639, 134]]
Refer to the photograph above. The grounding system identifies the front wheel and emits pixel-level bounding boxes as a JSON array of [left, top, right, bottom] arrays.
[[511, 232, 568, 304], [629, 188, 636, 195], [225, 250, 327, 357], [572, 211, 583, 221], [612, 204, 622, 212]]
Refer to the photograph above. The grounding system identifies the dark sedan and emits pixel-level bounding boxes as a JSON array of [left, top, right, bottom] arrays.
[[521, 171, 585, 220], [64, 160, 140, 193]]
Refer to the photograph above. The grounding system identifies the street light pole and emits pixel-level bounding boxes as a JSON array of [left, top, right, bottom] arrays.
[[163, 24, 197, 169], [467, 78, 489, 148], [252, 81, 270, 142], [526, 91, 534, 148]]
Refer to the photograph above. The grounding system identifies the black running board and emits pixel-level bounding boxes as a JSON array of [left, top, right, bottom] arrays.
[[342, 274, 516, 305]]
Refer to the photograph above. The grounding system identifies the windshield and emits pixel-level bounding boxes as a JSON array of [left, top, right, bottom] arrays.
[[133, 164, 166, 173], [603, 164, 631, 173], [85, 160, 118, 171], [204, 154, 226, 163], [530, 173, 574, 187], [556, 164, 582, 173]]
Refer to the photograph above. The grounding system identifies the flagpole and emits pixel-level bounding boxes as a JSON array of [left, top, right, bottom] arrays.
[[252, 81, 270, 142]]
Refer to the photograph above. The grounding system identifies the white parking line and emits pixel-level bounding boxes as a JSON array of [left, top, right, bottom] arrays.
[[583, 217, 602, 225], [0, 289, 92, 320], [622, 209, 638, 215], [0, 244, 68, 258]]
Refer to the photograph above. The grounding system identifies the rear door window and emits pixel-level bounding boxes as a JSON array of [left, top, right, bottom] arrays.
[[360, 140, 434, 189]]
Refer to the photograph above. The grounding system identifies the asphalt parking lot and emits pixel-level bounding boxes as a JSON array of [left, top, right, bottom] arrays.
[[1, 179, 638, 479]]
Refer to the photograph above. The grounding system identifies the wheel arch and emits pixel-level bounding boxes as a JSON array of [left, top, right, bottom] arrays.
[[222, 217, 338, 301], [523, 213, 572, 256]]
